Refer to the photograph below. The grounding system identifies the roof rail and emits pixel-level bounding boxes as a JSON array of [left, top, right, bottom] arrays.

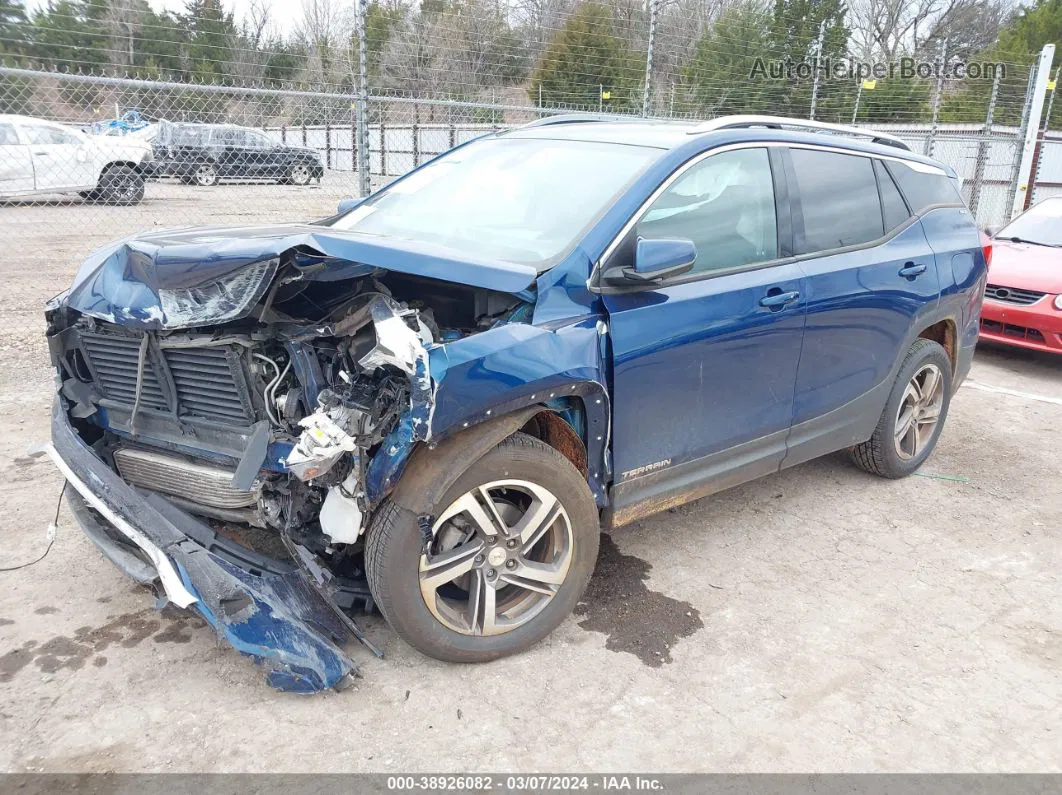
[[519, 113, 627, 129], [688, 115, 911, 151]]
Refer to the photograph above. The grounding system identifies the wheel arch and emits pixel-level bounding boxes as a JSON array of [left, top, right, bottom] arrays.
[[386, 402, 600, 519], [99, 159, 144, 176], [916, 317, 957, 375]]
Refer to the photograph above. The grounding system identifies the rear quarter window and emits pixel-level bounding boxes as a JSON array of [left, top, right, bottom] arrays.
[[885, 160, 963, 213]]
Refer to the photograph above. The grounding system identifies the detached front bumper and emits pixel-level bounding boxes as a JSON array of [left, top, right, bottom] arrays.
[[980, 298, 1062, 354], [37, 397, 359, 693]]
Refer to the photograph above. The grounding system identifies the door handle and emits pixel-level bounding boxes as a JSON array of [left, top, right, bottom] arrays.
[[898, 262, 927, 278], [33, 151, 50, 156], [759, 290, 800, 308]]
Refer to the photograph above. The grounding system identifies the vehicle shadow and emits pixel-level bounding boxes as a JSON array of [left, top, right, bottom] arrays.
[[974, 341, 1061, 381]]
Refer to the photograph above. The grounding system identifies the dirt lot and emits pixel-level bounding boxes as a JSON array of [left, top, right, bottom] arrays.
[[0, 180, 1061, 773]]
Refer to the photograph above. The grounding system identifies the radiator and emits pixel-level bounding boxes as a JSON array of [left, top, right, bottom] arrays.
[[113, 447, 257, 509]]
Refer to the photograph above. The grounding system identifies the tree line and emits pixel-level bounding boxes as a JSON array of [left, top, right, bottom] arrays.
[[0, 0, 1058, 126]]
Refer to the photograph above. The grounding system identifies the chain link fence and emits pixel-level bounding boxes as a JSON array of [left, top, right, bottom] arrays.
[[0, 23, 1058, 401]]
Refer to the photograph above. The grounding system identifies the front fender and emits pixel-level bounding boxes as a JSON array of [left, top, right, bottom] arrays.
[[364, 318, 612, 506]]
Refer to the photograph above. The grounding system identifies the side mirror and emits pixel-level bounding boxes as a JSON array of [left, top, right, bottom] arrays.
[[337, 197, 362, 214], [604, 237, 696, 286], [984, 224, 1000, 237]]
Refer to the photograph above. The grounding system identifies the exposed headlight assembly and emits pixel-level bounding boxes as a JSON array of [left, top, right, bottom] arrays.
[[159, 257, 278, 329]]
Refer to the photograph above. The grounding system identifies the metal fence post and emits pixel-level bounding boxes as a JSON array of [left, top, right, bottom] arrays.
[[412, 103, 420, 167], [642, 0, 657, 117], [355, 0, 371, 196], [967, 67, 1001, 220], [925, 37, 947, 157], [1011, 44, 1056, 218], [851, 79, 863, 124], [325, 122, 332, 170], [379, 119, 386, 177]]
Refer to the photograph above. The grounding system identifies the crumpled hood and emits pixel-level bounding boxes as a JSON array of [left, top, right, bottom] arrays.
[[65, 223, 539, 330]]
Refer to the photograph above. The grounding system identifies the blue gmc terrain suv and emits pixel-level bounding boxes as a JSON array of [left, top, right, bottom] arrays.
[[40, 115, 987, 691]]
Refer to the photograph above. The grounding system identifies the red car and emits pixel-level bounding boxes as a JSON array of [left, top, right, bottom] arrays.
[[980, 197, 1062, 353]]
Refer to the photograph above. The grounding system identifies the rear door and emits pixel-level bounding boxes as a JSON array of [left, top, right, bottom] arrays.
[[243, 130, 281, 176], [0, 122, 35, 195], [601, 146, 807, 520], [781, 147, 941, 465]]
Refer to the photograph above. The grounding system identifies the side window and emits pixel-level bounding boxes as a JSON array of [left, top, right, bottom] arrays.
[[24, 125, 80, 146], [874, 159, 912, 231], [246, 132, 273, 149], [0, 124, 19, 145], [789, 149, 884, 254], [636, 147, 778, 274], [885, 160, 963, 213]]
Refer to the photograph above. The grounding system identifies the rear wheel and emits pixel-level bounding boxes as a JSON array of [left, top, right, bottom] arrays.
[[287, 162, 313, 186], [192, 163, 218, 186], [849, 338, 952, 478], [365, 432, 599, 662], [94, 165, 144, 206]]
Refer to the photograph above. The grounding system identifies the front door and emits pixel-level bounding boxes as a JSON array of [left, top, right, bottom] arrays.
[[22, 123, 96, 191], [601, 146, 807, 521], [0, 122, 35, 195]]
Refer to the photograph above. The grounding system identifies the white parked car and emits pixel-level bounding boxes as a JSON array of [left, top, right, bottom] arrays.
[[0, 114, 154, 205]]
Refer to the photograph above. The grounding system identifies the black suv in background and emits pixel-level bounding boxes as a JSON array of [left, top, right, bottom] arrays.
[[153, 122, 324, 186]]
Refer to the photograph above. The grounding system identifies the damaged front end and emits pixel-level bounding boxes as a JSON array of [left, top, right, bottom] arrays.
[[42, 227, 543, 691]]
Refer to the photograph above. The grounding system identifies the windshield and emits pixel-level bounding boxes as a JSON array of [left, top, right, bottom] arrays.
[[997, 197, 1062, 247], [328, 137, 658, 267]]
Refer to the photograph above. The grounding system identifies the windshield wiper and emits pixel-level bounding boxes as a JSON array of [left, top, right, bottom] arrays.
[[1000, 236, 1062, 247]]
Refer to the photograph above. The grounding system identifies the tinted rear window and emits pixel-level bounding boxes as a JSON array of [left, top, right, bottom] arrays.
[[874, 159, 912, 231], [789, 149, 884, 254], [885, 160, 963, 213]]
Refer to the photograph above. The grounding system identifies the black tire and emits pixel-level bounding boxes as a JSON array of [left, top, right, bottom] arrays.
[[849, 338, 953, 478], [94, 165, 144, 206], [365, 432, 600, 663]]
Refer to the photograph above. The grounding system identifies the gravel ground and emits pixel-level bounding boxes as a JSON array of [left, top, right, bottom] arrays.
[[0, 181, 1060, 773]]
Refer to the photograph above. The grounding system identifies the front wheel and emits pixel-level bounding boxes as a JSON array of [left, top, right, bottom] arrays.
[[365, 432, 600, 662], [94, 165, 144, 206], [849, 338, 953, 478]]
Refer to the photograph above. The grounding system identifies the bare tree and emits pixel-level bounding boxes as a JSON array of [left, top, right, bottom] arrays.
[[296, 0, 354, 86], [103, 0, 143, 70], [848, 0, 1012, 61], [227, 0, 273, 84]]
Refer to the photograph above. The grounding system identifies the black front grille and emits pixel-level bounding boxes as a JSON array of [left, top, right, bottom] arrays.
[[81, 333, 169, 412], [164, 347, 251, 422], [984, 284, 1046, 305], [79, 330, 254, 424], [980, 318, 1046, 341]]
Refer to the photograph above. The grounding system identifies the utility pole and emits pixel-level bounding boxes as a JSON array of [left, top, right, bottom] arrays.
[[1011, 44, 1055, 218], [355, 0, 371, 197], [642, 0, 658, 117], [809, 19, 826, 120], [925, 37, 947, 157]]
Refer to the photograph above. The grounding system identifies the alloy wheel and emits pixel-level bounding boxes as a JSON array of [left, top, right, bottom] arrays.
[[894, 363, 944, 460], [419, 479, 573, 637], [290, 164, 312, 185], [194, 164, 217, 186]]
